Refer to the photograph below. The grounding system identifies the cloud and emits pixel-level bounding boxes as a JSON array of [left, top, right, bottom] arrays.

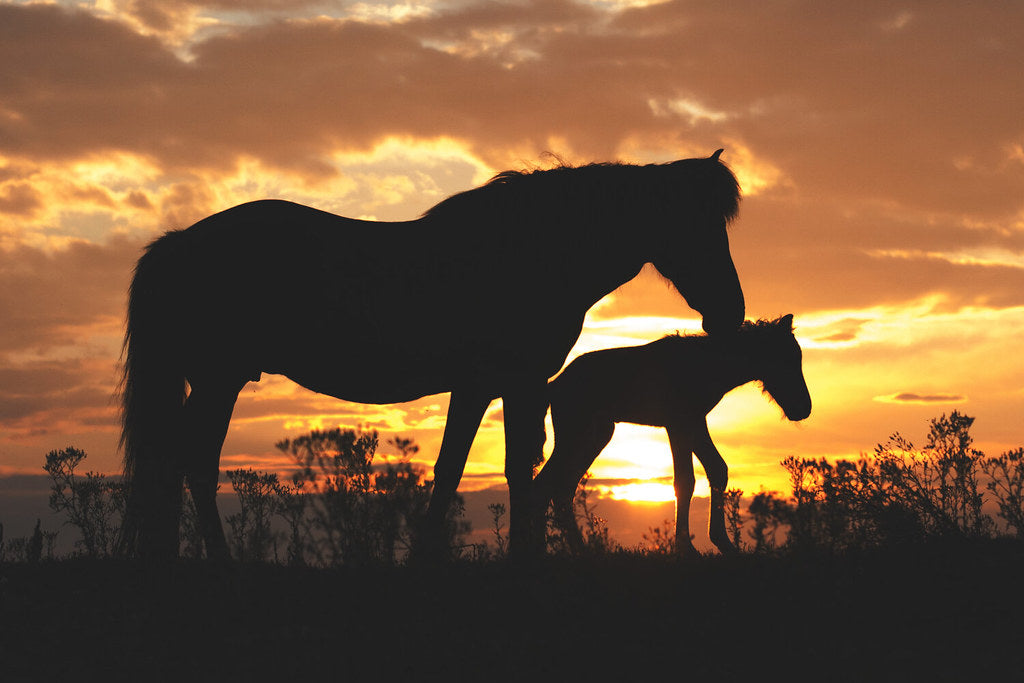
[[0, 237, 138, 354], [874, 392, 967, 405], [3, 1, 1019, 204], [0, 182, 43, 217], [3, 2, 1022, 265]]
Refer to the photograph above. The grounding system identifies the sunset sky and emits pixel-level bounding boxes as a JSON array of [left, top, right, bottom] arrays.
[[2, 0, 1023, 546]]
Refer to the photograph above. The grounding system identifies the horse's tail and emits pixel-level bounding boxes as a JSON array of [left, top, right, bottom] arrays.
[[118, 230, 190, 560]]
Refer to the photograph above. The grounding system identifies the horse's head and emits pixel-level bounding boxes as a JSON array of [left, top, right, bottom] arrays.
[[649, 150, 745, 336], [753, 314, 812, 422]]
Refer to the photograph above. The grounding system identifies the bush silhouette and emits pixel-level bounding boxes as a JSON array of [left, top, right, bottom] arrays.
[[542, 472, 618, 555], [728, 412, 1020, 554], [14, 411, 1023, 565], [272, 428, 469, 566], [981, 447, 1024, 538], [43, 447, 126, 558], [225, 468, 287, 563]]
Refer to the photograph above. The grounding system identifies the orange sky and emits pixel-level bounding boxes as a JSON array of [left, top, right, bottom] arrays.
[[2, 0, 1023, 545]]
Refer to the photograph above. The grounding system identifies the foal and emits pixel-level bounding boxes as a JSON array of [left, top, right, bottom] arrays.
[[533, 314, 811, 556]]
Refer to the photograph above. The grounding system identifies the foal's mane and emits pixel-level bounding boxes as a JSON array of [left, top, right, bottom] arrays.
[[421, 153, 740, 226], [664, 315, 794, 346]]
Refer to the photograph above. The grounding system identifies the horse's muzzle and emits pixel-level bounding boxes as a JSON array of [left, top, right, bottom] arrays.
[[701, 309, 745, 336]]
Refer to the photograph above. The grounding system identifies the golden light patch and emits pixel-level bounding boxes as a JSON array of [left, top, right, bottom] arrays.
[[606, 481, 678, 503], [869, 246, 1024, 270], [572, 312, 702, 356], [715, 139, 787, 196], [647, 97, 731, 125], [68, 153, 162, 188], [612, 135, 785, 196], [92, 0, 218, 58], [212, 154, 359, 205], [581, 423, 674, 481], [0, 153, 166, 246], [329, 136, 493, 186], [705, 384, 788, 432], [345, 2, 436, 24]]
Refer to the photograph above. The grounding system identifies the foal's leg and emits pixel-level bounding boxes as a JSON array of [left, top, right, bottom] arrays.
[[421, 389, 491, 556], [666, 422, 699, 557], [534, 415, 615, 552], [692, 420, 736, 554], [502, 379, 549, 557], [182, 377, 245, 562]]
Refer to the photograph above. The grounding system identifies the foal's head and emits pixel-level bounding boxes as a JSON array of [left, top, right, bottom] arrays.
[[741, 314, 812, 421]]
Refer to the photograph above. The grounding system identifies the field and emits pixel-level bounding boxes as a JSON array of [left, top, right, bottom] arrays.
[[2, 540, 1022, 682]]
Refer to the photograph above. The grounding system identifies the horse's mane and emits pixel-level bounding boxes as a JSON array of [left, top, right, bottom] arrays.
[[421, 152, 740, 228]]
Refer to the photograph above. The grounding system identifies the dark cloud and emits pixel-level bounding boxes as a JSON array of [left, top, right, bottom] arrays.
[[0, 237, 139, 354], [877, 392, 967, 404], [811, 318, 871, 344], [0, 182, 43, 217]]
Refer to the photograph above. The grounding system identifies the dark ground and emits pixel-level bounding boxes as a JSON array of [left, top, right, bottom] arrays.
[[1, 540, 1022, 682]]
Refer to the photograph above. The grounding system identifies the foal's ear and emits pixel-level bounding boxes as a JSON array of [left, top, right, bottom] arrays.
[[781, 313, 794, 330], [709, 148, 724, 161]]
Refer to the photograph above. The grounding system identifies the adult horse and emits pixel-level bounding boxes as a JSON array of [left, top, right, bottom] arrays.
[[119, 150, 745, 561]]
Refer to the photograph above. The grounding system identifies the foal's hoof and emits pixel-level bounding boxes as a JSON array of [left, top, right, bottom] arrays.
[[710, 535, 739, 556]]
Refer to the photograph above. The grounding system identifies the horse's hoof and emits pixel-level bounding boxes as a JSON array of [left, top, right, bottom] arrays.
[[678, 543, 701, 559]]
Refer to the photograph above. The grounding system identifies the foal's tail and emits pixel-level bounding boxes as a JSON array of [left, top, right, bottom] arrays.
[[118, 230, 190, 560]]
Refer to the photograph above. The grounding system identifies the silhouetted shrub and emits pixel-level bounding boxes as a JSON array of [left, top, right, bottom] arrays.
[[43, 447, 126, 558], [733, 412, 1021, 555], [746, 490, 790, 553], [1, 519, 56, 563], [572, 472, 617, 553], [275, 428, 468, 566], [639, 520, 677, 555], [542, 471, 618, 555], [724, 487, 744, 549], [488, 503, 508, 558], [226, 468, 287, 563], [871, 412, 992, 539], [981, 447, 1024, 538]]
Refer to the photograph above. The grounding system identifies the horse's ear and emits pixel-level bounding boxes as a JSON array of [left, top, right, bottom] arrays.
[[782, 313, 794, 329], [710, 149, 724, 161]]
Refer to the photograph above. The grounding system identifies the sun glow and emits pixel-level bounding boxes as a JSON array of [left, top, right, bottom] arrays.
[[606, 481, 677, 503]]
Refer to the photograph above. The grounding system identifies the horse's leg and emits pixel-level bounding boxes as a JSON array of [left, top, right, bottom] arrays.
[[182, 377, 245, 562], [693, 419, 736, 555], [502, 379, 549, 557], [535, 415, 615, 553], [666, 421, 700, 557], [420, 389, 491, 556]]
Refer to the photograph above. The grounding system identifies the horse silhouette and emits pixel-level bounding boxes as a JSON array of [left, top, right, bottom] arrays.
[[119, 150, 745, 561], [533, 314, 810, 556]]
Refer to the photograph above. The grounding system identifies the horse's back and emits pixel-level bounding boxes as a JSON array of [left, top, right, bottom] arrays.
[[551, 335, 733, 427]]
